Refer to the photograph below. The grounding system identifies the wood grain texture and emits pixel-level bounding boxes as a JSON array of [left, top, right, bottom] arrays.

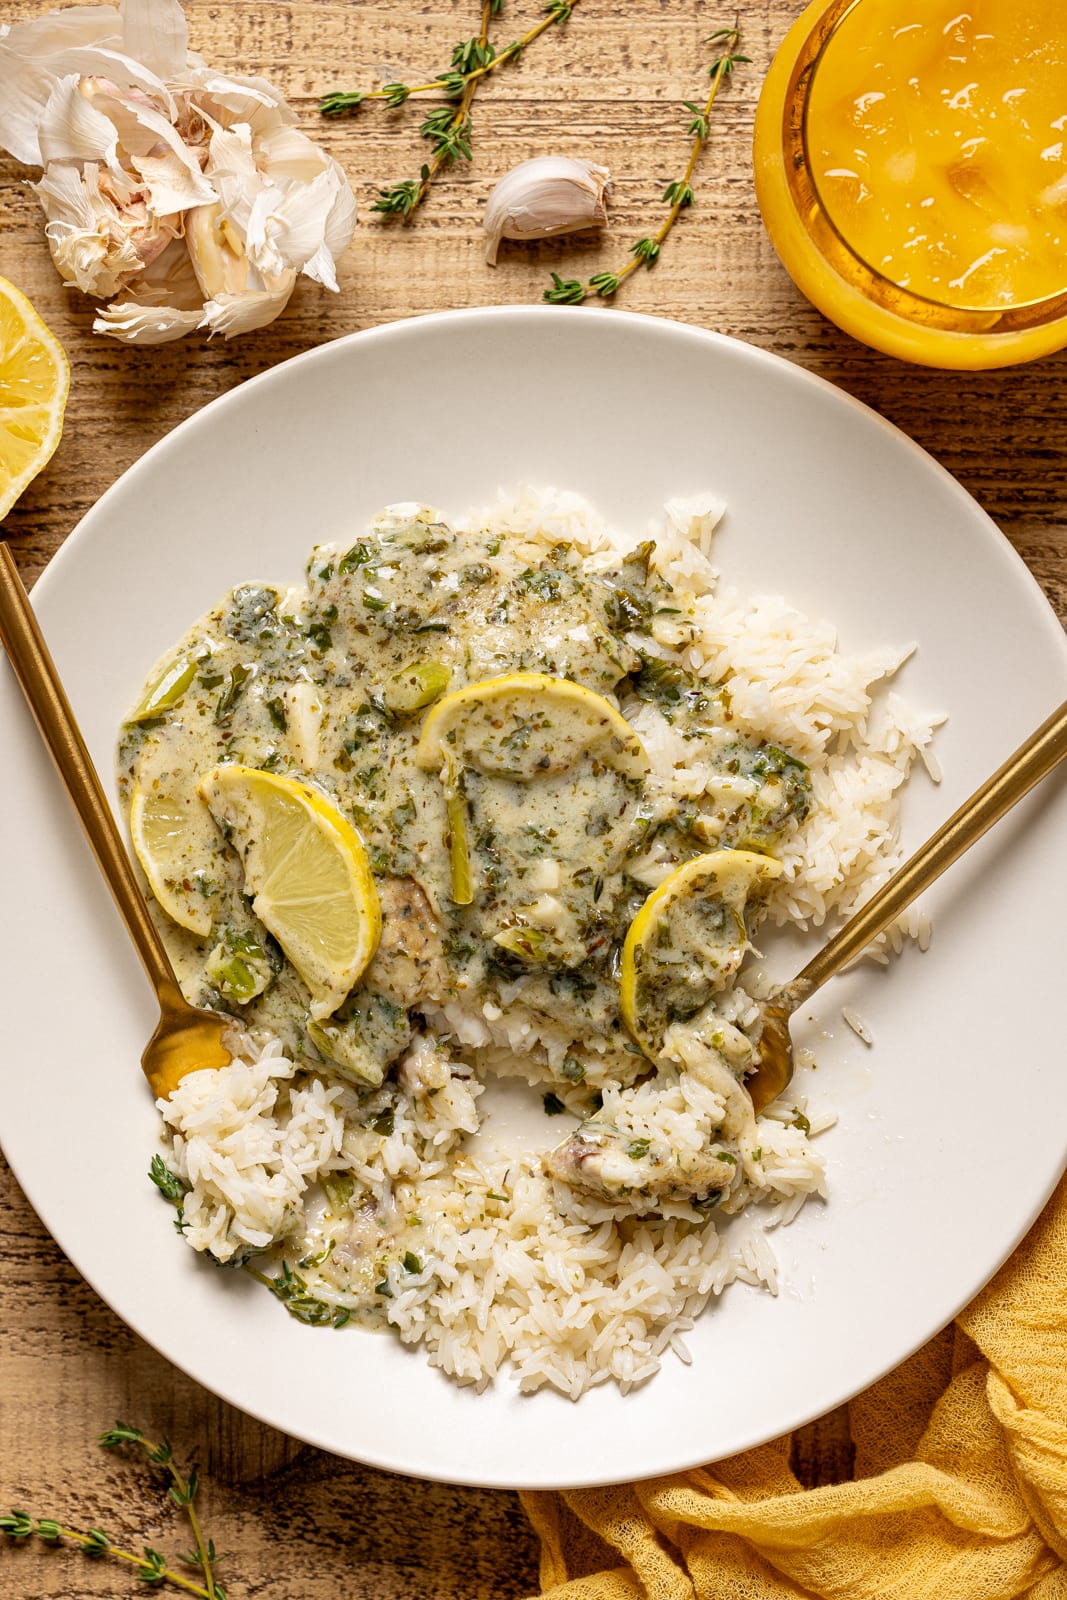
[[1, 0, 1065, 1594]]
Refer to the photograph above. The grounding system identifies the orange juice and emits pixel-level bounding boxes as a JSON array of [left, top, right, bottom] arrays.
[[753, 0, 1067, 366], [808, 0, 1067, 310]]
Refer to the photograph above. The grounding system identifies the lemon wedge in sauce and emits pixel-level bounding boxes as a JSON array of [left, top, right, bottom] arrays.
[[414, 671, 648, 780], [620, 849, 783, 1059], [129, 778, 218, 938], [415, 672, 648, 905], [198, 766, 381, 1019]]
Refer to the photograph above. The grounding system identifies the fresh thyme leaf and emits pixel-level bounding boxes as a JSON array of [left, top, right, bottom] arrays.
[[370, 177, 424, 217], [248, 1262, 352, 1329], [323, 0, 582, 214], [100, 1420, 146, 1448], [320, 88, 364, 116], [7, 1427, 227, 1597], [138, 1545, 168, 1583], [661, 179, 694, 208], [544, 272, 586, 305], [543, 24, 746, 304], [168, 1466, 198, 1508], [630, 237, 660, 264], [589, 270, 620, 297], [148, 1156, 186, 1207]]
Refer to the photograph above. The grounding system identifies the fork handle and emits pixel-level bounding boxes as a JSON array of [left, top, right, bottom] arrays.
[[789, 693, 1067, 1005], [0, 543, 182, 1005]]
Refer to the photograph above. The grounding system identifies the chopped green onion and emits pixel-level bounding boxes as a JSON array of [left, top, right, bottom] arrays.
[[127, 653, 198, 723]]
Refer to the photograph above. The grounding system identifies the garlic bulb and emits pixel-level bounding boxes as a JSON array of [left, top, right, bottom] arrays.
[[483, 156, 610, 265], [0, 0, 356, 343]]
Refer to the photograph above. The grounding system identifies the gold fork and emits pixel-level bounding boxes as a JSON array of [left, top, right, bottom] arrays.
[[0, 542, 231, 1099], [746, 693, 1067, 1113]]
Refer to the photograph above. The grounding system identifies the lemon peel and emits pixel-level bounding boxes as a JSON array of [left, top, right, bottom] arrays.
[[621, 848, 783, 1057], [198, 766, 381, 1020]]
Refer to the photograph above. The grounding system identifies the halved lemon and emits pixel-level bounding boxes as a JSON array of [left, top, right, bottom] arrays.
[[198, 766, 381, 1019], [0, 276, 70, 520], [620, 849, 783, 1057], [414, 672, 648, 781], [130, 778, 219, 938]]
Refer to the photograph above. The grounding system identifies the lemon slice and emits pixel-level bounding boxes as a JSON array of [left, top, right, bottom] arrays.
[[198, 766, 381, 1019], [130, 779, 218, 938], [414, 672, 648, 781], [620, 849, 783, 1057], [0, 276, 70, 520]]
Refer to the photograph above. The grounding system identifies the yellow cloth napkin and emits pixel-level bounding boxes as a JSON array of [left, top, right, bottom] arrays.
[[521, 1174, 1067, 1600]]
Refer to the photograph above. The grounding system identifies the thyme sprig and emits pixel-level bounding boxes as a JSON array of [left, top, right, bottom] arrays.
[[371, 0, 494, 219], [544, 26, 748, 304], [245, 1260, 353, 1328], [2, 1425, 225, 1598], [321, 0, 581, 217]]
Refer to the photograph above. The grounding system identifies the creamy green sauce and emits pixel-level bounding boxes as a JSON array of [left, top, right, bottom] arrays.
[[118, 507, 813, 1098]]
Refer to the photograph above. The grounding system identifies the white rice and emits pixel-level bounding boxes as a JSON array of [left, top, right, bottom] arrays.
[[156, 485, 942, 1398]]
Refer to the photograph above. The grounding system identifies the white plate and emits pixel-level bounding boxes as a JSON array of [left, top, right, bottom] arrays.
[[3, 307, 1066, 1490]]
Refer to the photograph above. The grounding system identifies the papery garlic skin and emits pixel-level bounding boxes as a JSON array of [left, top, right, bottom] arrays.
[[483, 155, 611, 265], [0, 0, 356, 343], [35, 160, 167, 295]]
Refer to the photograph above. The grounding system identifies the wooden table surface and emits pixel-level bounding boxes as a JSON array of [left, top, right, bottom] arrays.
[[2, 1, 1066, 1595]]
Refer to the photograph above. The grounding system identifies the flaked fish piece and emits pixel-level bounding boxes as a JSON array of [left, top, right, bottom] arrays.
[[544, 1116, 739, 1208], [544, 1010, 762, 1209], [365, 876, 447, 1005]]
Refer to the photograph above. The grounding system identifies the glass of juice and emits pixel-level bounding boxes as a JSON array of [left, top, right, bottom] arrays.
[[753, 0, 1067, 367]]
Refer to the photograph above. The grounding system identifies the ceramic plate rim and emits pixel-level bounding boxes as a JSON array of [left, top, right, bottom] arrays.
[[3, 306, 1067, 1490]]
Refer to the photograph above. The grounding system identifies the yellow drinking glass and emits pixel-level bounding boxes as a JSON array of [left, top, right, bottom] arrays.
[[753, 0, 1067, 367]]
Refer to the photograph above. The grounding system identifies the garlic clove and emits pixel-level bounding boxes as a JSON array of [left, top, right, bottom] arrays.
[[0, 0, 355, 342], [254, 122, 332, 182], [186, 200, 254, 299], [81, 78, 216, 207], [35, 160, 134, 296], [302, 175, 357, 290], [186, 200, 296, 337], [483, 154, 611, 265], [37, 75, 216, 212]]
